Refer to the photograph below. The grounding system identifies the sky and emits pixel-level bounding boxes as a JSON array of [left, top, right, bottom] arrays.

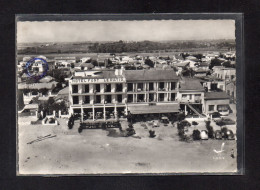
[[17, 20, 235, 43]]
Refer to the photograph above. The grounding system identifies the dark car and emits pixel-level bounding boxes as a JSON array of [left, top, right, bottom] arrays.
[[227, 130, 235, 140], [216, 117, 236, 125], [211, 112, 222, 121], [214, 130, 222, 139]]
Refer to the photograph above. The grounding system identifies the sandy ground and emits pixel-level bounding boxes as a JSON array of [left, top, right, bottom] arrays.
[[18, 116, 237, 175]]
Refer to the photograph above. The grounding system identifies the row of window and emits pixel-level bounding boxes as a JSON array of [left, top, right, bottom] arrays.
[[72, 83, 123, 93], [72, 93, 176, 104], [72, 82, 177, 94]]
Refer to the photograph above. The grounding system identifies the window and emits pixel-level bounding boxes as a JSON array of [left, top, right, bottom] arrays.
[[159, 82, 164, 90], [127, 83, 133, 92], [116, 83, 123, 92], [182, 94, 187, 98], [149, 93, 154, 102], [149, 82, 154, 91], [171, 93, 176, 101], [137, 94, 145, 102], [217, 105, 229, 111], [117, 95, 122, 103], [85, 84, 89, 93], [159, 93, 164, 101], [95, 95, 101, 103], [72, 85, 78, 93], [137, 83, 143, 91], [105, 95, 112, 103], [95, 84, 100, 92], [127, 94, 133, 103], [171, 82, 176, 90], [84, 96, 90, 104], [208, 105, 214, 111], [105, 84, 111, 92], [73, 96, 79, 104]]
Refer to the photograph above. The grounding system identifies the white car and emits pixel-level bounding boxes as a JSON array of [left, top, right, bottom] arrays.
[[200, 130, 209, 140]]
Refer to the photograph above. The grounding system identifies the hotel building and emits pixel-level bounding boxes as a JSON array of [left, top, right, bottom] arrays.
[[68, 69, 180, 120]]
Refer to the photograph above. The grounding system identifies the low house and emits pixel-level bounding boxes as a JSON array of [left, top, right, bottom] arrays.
[[203, 92, 230, 116], [18, 104, 38, 117], [174, 61, 190, 75], [54, 57, 76, 68], [177, 77, 205, 116], [213, 66, 236, 81], [18, 81, 58, 104], [177, 77, 205, 104]]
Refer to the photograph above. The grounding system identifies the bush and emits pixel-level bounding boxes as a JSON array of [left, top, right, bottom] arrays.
[[176, 113, 185, 122], [149, 130, 156, 138], [205, 120, 211, 128], [207, 126, 214, 138], [205, 120, 214, 138], [181, 120, 191, 126], [192, 130, 201, 140]]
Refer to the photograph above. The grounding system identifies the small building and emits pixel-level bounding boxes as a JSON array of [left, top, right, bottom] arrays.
[[177, 77, 205, 116], [18, 104, 39, 117], [203, 92, 230, 116], [213, 66, 236, 81], [18, 81, 58, 104]]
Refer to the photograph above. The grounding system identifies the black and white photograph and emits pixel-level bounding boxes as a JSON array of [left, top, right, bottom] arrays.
[[16, 15, 240, 175]]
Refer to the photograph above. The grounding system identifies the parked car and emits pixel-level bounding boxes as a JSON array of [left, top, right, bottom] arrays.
[[227, 129, 235, 140], [211, 112, 222, 121], [200, 130, 209, 140], [161, 116, 169, 124], [214, 130, 222, 139], [216, 117, 236, 125]]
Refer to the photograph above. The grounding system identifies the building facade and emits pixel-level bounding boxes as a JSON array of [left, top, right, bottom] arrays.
[[68, 69, 180, 120]]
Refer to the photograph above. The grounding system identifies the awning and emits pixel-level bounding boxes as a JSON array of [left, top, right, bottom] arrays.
[[128, 104, 180, 114]]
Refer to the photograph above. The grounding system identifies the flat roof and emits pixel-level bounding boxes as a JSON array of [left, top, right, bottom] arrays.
[[204, 92, 230, 100], [18, 81, 57, 90], [73, 70, 124, 79], [128, 104, 180, 114], [124, 70, 178, 82], [24, 104, 38, 110]]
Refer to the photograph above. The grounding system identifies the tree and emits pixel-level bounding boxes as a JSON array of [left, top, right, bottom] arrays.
[[205, 120, 214, 138], [209, 58, 223, 70], [145, 59, 154, 68], [182, 67, 195, 77], [222, 61, 233, 68], [71, 63, 75, 68]]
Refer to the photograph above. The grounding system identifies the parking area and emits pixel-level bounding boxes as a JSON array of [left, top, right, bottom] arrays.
[[18, 116, 237, 175]]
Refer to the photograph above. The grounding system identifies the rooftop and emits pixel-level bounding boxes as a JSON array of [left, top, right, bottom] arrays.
[[73, 70, 124, 79], [179, 77, 204, 91], [204, 92, 230, 100], [124, 70, 179, 82], [18, 81, 58, 90]]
